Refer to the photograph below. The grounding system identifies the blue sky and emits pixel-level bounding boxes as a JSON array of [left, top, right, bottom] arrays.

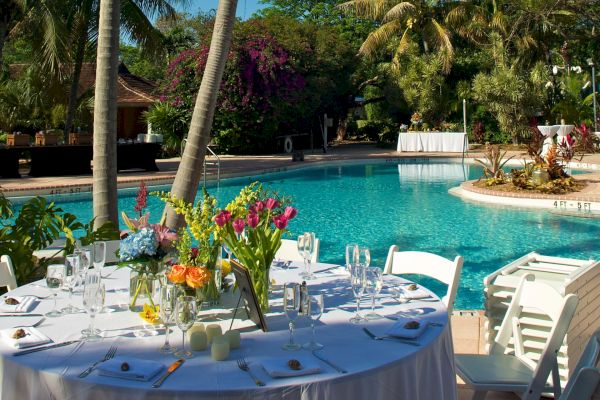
[[183, 0, 267, 20]]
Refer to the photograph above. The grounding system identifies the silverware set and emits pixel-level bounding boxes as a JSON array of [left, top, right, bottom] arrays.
[[362, 327, 421, 346], [237, 358, 265, 386], [79, 345, 118, 377]]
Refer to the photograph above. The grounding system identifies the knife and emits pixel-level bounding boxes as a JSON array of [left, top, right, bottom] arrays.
[[13, 340, 80, 356], [0, 314, 44, 317], [152, 359, 184, 388], [311, 350, 347, 373]]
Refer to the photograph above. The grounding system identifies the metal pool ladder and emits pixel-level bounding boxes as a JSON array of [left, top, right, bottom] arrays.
[[180, 140, 221, 188]]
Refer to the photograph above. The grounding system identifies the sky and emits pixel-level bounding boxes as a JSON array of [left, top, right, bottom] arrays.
[[183, 0, 267, 20]]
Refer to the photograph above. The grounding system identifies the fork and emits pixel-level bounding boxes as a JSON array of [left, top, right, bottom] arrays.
[[362, 327, 421, 346], [6, 294, 53, 300], [79, 345, 118, 378], [237, 358, 265, 386]]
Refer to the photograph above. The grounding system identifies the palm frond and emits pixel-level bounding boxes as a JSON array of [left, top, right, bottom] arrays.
[[120, 0, 167, 58], [392, 26, 412, 62], [359, 19, 403, 57], [428, 18, 453, 73], [383, 2, 416, 23], [338, 0, 392, 20]]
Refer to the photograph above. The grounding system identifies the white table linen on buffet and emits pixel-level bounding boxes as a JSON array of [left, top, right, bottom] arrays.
[[397, 132, 468, 153], [0, 263, 457, 400]]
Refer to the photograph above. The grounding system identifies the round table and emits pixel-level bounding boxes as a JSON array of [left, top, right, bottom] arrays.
[[0, 263, 457, 400]]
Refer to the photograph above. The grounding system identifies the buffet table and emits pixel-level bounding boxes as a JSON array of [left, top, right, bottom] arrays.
[[0, 263, 457, 400], [397, 132, 468, 153]]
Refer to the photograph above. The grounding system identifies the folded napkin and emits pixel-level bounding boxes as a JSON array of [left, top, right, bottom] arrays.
[[316, 266, 348, 276], [398, 285, 430, 300], [386, 317, 429, 339], [0, 296, 37, 313], [262, 356, 322, 378], [0, 326, 52, 349], [97, 356, 164, 381]]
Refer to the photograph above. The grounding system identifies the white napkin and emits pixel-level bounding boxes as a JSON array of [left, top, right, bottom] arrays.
[[262, 356, 322, 378], [398, 286, 430, 300], [386, 316, 428, 339], [97, 356, 165, 381], [0, 326, 52, 349], [0, 296, 37, 313]]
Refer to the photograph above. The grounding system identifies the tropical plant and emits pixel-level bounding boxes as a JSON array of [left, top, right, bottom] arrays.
[[143, 101, 189, 156], [474, 143, 514, 180]]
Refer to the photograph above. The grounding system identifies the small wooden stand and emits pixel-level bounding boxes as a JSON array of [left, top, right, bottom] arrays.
[[6, 133, 30, 147], [68, 132, 92, 145], [35, 131, 61, 146]]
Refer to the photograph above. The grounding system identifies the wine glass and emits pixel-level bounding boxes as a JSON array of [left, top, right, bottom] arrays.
[[349, 264, 366, 324], [303, 294, 324, 350], [82, 277, 104, 341], [45, 264, 65, 317], [61, 254, 81, 314], [357, 247, 371, 268], [364, 267, 383, 320], [282, 282, 301, 350], [92, 241, 106, 271], [159, 284, 178, 354], [345, 243, 358, 273], [301, 232, 316, 280], [174, 296, 197, 359]]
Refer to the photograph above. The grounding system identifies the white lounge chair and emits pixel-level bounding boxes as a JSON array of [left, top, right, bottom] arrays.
[[455, 274, 579, 400], [0, 254, 18, 291], [383, 246, 463, 314], [275, 238, 320, 263]]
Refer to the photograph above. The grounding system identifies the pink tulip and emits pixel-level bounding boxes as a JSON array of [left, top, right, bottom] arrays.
[[214, 210, 232, 226], [247, 212, 260, 228], [273, 215, 288, 230], [254, 201, 265, 212], [233, 218, 246, 234], [283, 206, 297, 220], [265, 198, 279, 210]]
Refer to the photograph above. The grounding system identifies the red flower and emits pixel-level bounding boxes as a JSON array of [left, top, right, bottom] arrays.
[[273, 215, 288, 230], [233, 218, 246, 234], [214, 210, 232, 226], [265, 198, 279, 210], [247, 212, 260, 228], [283, 207, 297, 220], [254, 201, 265, 212]]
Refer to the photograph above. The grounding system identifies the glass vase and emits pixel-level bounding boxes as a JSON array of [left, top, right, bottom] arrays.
[[129, 270, 159, 312], [249, 266, 270, 313]]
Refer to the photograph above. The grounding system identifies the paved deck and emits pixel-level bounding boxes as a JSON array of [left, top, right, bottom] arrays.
[[2, 142, 594, 399]]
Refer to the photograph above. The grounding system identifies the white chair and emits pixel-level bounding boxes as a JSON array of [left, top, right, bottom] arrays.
[[275, 238, 320, 263], [0, 255, 18, 291], [383, 245, 463, 314], [455, 274, 579, 400], [558, 328, 600, 400], [104, 240, 121, 265]]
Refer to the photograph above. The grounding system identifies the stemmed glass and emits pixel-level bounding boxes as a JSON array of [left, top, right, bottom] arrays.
[[345, 243, 358, 273], [174, 296, 197, 359], [159, 284, 178, 354], [302, 232, 316, 280], [92, 242, 106, 271], [61, 254, 81, 314], [45, 264, 65, 317], [82, 273, 104, 341], [357, 246, 371, 268], [297, 235, 307, 271], [282, 282, 301, 350], [364, 267, 383, 320], [303, 294, 324, 350], [349, 264, 366, 324]]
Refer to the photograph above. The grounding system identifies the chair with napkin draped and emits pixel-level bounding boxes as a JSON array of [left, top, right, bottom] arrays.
[[558, 328, 600, 400], [383, 246, 463, 314], [0, 255, 18, 291], [275, 238, 320, 263], [455, 274, 579, 400]]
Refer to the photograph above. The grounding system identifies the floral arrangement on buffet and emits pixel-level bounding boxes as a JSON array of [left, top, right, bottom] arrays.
[[409, 112, 423, 131]]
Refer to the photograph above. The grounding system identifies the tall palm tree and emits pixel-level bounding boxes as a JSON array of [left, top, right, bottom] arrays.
[[92, 0, 120, 228], [338, 0, 454, 73], [164, 0, 238, 229]]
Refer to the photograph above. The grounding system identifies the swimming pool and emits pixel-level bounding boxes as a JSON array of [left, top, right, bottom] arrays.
[[19, 160, 600, 310]]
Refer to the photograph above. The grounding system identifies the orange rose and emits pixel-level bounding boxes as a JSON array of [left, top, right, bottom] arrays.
[[186, 267, 211, 289], [167, 265, 187, 284]]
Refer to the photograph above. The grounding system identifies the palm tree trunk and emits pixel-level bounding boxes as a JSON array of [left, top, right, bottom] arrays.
[[164, 0, 238, 230], [92, 0, 120, 228], [64, 21, 88, 138]]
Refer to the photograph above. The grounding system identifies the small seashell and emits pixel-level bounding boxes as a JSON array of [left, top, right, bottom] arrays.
[[120, 362, 130, 371], [287, 359, 302, 370]]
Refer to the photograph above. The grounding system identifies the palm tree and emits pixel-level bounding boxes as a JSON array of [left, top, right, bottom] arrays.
[[164, 0, 238, 229], [338, 0, 454, 73], [92, 0, 120, 228]]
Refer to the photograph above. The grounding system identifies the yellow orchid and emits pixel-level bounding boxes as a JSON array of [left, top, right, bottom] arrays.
[[139, 304, 160, 324]]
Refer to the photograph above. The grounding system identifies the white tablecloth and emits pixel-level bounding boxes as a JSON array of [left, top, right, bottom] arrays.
[[397, 132, 468, 153], [0, 264, 457, 400]]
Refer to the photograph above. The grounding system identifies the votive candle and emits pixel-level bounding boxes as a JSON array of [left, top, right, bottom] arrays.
[[211, 336, 230, 361], [206, 324, 223, 343], [187, 322, 205, 339], [224, 330, 241, 349], [190, 331, 208, 351]]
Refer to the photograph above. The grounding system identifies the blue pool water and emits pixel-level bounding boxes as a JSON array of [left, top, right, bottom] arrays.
[[18, 160, 600, 309]]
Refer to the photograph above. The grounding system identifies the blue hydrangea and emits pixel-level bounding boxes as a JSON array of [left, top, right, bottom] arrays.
[[119, 227, 158, 261]]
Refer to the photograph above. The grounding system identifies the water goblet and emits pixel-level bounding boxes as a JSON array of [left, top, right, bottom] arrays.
[[82, 277, 104, 341], [349, 264, 366, 324], [45, 264, 65, 317], [61, 254, 81, 314], [302, 232, 316, 280], [159, 284, 178, 354], [302, 294, 324, 350], [364, 267, 383, 320], [282, 282, 301, 350], [174, 296, 197, 359], [92, 241, 106, 271]]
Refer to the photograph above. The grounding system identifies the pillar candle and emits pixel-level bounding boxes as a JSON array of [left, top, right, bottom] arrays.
[[211, 336, 230, 361], [206, 324, 222, 343], [224, 330, 241, 349], [187, 322, 205, 339], [190, 331, 208, 351]]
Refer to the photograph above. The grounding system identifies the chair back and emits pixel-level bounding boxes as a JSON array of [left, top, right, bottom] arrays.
[[559, 329, 600, 400], [104, 240, 121, 265], [0, 255, 18, 291], [275, 238, 320, 263], [383, 245, 463, 314], [491, 274, 579, 400]]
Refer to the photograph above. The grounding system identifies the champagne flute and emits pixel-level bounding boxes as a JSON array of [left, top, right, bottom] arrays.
[[345, 243, 358, 273], [282, 283, 301, 350], [349, 264, 366, 324], [364, 267, 383, 320], [302, 294, 324, 350], [82, 276, 104, 341], [159, 284, 178, 354], [297, 235, 307, 272], [357, 246, 371, 268], [302, 232, 316, 280], [45, 264, 65, 317], [61, 254, 80, 314], [174, 296, 197, 359], [92, 241, 106, 271]]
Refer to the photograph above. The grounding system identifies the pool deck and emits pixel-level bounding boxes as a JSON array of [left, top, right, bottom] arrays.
[[3, 142, 598, 399]]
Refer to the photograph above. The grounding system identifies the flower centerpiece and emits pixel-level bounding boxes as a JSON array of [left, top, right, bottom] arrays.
[[119, 182, 178, 311], [159, 188, 223, 306], [213, 182, 297, 312], [409, 112, 423, 131]]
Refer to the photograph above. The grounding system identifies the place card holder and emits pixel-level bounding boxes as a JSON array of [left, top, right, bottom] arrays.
[[230, 260, 268, 332]]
